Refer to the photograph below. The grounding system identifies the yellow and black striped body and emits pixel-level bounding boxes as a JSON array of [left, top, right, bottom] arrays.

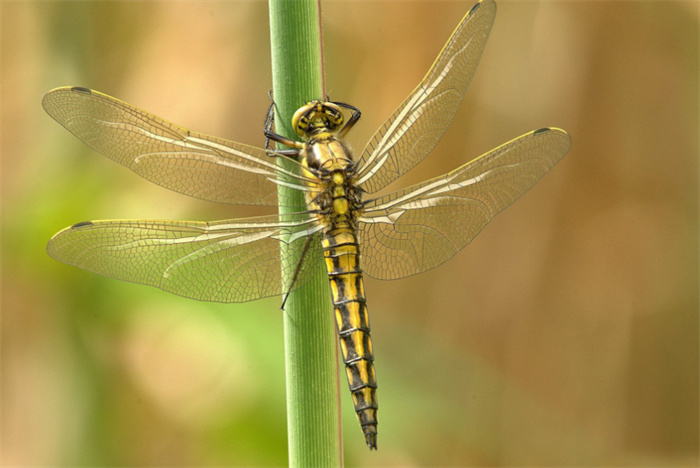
[[300, 133, 379, 450], [322, 228, 378, 449]]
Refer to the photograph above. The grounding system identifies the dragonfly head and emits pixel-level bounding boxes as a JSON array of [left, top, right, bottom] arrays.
[[292, 101, 344, 138]]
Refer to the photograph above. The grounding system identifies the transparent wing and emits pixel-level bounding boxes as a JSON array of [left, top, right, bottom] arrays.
[[358, 128, 571, 280], [42, 87, 311, 206], [47, 213, 324, 303], [356, 0, 496, 193]]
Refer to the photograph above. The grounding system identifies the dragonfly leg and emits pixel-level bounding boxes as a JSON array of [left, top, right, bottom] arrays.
[[268, 149, 301, 160], [264, 95, 304, 151], [333, 101, 362, 138], [280, 235, 314, 310], [263, 98, 277, 150], [264, 125, 303, 154]]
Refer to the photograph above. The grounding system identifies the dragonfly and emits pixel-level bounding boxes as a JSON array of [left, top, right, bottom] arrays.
[[44, 0, 570, 450]]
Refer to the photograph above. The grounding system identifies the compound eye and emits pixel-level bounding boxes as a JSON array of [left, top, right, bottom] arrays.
[[292, 103, 316, 137], [324, 104, 344, 130], [292, 101, 345, 136]]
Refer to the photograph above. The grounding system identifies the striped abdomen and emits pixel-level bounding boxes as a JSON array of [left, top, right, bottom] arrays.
[[321, 228, 378, 450]]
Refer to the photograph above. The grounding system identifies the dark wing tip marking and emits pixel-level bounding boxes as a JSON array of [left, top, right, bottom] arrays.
[[533, 127, 572, 144], [71, 221, 94, 229], [470, 0, 495, 17], [70, 86, 92, 94]]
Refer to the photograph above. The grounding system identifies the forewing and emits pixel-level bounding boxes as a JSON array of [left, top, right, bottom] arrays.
[[43, 87, 309, 206], [47, 213, 324, 303], [358, 128, 571, 280], [356, 0, 496, 193]]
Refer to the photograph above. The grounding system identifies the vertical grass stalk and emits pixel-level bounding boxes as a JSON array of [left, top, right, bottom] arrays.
[[268, 1, 343, 466]]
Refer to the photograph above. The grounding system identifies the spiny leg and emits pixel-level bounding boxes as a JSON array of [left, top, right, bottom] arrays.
[[280, 235, 314, 310], [263, 94, 303, 157], [332, 101, 362, 138]]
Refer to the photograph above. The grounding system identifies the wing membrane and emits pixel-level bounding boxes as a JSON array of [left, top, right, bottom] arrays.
[[358, 128, 571, 280], [47, 213, 324, 303], [356, 0, 496, 193], [43, 87, 310, 206]]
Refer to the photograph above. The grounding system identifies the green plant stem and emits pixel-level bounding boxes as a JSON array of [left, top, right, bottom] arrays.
[[268, 1, 342, 466]]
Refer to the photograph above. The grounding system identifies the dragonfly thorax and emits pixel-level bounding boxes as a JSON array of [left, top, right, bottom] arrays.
[[300, 137, 362, 230], [292, 101, 344, 138]]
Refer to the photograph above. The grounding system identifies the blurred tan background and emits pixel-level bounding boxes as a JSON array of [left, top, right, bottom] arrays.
[[2, 1, 697, 466]]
